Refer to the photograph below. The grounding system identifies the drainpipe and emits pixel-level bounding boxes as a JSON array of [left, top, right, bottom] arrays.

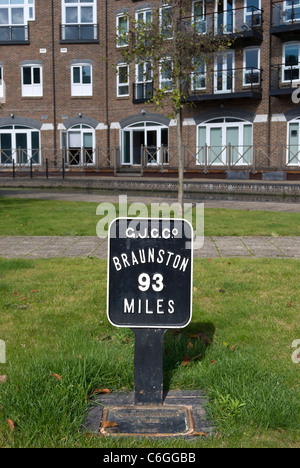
[[267, 2, 272, 168], [105, 0, 111, 160], [51, 0, 57, 165]]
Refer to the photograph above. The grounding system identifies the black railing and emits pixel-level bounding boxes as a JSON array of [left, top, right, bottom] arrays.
[[133, 82, 154, 103], [180, 6, 262, 37], [271, 0, 300, 28], [60, 24, 99, 43], [0, 25, 29, 44], [183, 67, 262, 100], [270, 63, 300, 92]]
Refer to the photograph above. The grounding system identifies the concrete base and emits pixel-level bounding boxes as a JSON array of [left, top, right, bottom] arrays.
[[262, 171, 287, 181], [83, 390, 214, 439]]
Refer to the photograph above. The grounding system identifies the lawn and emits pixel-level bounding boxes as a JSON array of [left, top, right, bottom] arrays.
[[1, 197, 300, 237], [0, 257, 299, 448]]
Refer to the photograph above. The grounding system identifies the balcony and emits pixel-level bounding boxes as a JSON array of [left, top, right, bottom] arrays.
[[270, 63, 300, 96], [271, 1, 300, 36], [180, 6, 263, 42], [60, 24, 99, 43], [0, 25, 29, 45], [133, 82, 154, 103], [183, 67, 262, 102]]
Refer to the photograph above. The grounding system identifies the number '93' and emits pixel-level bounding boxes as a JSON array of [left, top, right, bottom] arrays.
[[147, 453, 196, 463]]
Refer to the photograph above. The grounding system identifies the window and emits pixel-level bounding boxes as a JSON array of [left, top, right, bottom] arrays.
[[244, 0, 261, 26], [61, 124, 95, 166], [160, 5, 173, 39], [135, 62, 153, 101], [61, 0, 97, 41], [0, 0, 34, 42], [71, 63, 92, 96], [160, 59, 173, 91], [287, 118, 300, 165], [283, 42, 300, 82], [192, 58, 206, 90], [0, 66, 4, 100], [214, 51, 235, 93], [0, 125, 40, 165], [243, 47, 260, 85], [121, 121, 168, 165], [116, 14, 129, 47], [197, 117, 252, 165], [192, 0, 206, 34], [117, 64, 129, 97], [216, 0, 235, 34], [136, 8, 152, 27], [284, 0, 300, 23], [21, 64, 42, 97]]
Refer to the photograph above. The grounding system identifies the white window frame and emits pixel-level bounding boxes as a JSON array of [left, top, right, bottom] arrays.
[[160, 5, 173, 39], [116, 13, 129, 48], [135, 7, 152, 27], [283, 0, 300, 23], [21, 64, 43, 97], [0, 66, 4, 101], [0, 0, 35, 26], [62, 0, 97, 25], [192, 0, 206, 34], [287, 117, 300, 166], [197, 117, 253, 166], [243, 46, 260, 86], [62, 124, 95, 166], [117, 63, 129, 97], [0, 125, 40, 165], [244, 0, 261, 25], [215, 0, 235, 35], [192, 58, 206, 91], [214, 50, 235, 94], [282, 42, 300, 83], [159, 58, 173, 91], [71, 63, 93, 97]]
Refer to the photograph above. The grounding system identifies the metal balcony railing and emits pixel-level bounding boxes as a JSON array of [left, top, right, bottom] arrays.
[[270, 63, 300, 92], [271, 0, 300, 28], [60, 24, 99, 43], [0, 25, 29, 44], [180, 6, 262, 38], [183, 67, 262, 101]]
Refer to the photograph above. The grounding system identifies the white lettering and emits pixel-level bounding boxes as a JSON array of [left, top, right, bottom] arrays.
[[124, 299, 134, 314]]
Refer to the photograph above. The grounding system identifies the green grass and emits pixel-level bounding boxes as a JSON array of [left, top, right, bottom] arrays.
[[0, 197, 300, 237], [0, 257, 299, 448]]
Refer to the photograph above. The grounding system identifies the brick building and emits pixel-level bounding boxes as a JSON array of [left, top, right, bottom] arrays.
[[0, 0, 300, 179]]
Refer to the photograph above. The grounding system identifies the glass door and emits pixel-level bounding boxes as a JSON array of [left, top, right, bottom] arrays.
[[0, 133, 12, 165], [209, 127, 223, 164], [16, 133, 28, 164], [214, 51, 234, 93], [216, 0, 234, 34]]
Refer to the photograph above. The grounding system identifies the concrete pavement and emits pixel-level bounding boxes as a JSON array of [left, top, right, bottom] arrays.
[[0, 235, 300, 259]]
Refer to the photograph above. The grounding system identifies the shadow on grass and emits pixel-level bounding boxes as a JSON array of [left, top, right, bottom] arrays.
[[163, 321, 215, 392]]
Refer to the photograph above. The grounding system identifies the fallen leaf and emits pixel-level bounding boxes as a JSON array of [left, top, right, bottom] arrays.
[[50, 373, 62, 381], [199, 333, 211, 345], [13, 291, 19, 296], [7, 419, 15, 432], [92, 388, 111, 395], [219, 289, 226, 294], [102, 421, 118, 428], [182, 356, 191, 366], [188, 333, 199, 339], [287, 300, 292, 307], [31, 290, 39, 293], [211, 360, 217, 364], [208, 258, 212, 262], [187, 341, 194, 350], [0, 375, 7, 384]]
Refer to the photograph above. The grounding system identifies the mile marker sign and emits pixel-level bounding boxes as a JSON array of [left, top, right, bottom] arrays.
[[107, 218, 193, 329]]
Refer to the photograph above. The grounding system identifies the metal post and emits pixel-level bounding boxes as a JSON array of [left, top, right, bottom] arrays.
[[12, 160, 15, 179], [132, 328, 166, 406], [30, 158, 33, 179], [62, 157, 65, 179], [46, 158, 49, 179]]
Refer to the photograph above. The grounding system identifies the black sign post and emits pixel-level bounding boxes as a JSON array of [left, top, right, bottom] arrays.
[[107, 218, 193, 406]]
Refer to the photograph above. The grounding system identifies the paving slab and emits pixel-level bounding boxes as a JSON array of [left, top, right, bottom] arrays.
[[211, 236, 252, 257], [240, 236, 286, 258], [57, 236, 103, 258], [270, 237, 300, 258], [18, 236, 80, 259]]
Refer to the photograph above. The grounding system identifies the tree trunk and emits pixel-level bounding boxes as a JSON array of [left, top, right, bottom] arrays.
[[176, 108, 184, 216]]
